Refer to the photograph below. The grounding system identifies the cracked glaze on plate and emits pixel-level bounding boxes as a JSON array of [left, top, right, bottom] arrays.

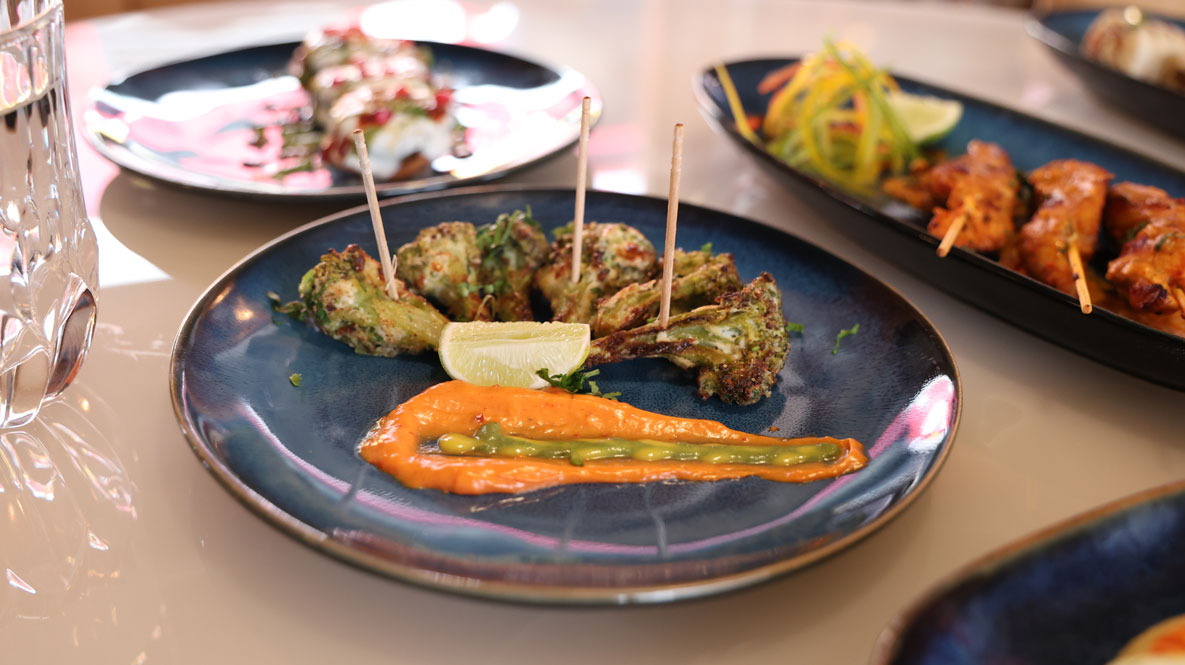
[[85, 41, 600, 200], [169, 187, 959, 604]]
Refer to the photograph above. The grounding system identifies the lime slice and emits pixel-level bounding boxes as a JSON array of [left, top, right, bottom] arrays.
[[438, 321, 591, 389], [886, 91, 963, 145]]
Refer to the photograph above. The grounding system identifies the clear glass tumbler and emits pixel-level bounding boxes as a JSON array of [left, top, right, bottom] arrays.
[[0, 0, 98, 427]]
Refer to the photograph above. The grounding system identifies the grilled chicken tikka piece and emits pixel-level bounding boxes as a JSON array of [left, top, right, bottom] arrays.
[[1000, 159, 1113, 295]]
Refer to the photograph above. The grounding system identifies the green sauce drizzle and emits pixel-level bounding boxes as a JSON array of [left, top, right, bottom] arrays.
[[436, 423, 843, 467]]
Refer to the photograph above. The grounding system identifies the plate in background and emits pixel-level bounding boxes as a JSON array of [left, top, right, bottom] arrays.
[[870, 479, 1185, 665], [169, 186, 959, 604], [1028, 10, 1185, 138], [85, 41, 600, 200], [696, 58, 1185, 391]]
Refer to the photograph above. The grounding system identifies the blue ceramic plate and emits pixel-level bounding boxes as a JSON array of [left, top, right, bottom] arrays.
[[169, 186, 959, 604], [870, 479, 1185, 665], [696, 60, 1185, 391], [1029, 10, 1185, 138], [85, 41, 600, 200]]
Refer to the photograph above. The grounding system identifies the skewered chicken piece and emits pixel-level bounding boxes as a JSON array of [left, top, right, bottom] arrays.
[[1104, 185, 1185, 316], [535, 221, 659, 323], [585, 273, 790, 406], [922, 140, 1021, 253], [1102, 182, 1185, 244], [396, 211, 549, 322], [1000, 159, 1113, 295], [271, 244, 448, 356], [590, 249, 742, 337]]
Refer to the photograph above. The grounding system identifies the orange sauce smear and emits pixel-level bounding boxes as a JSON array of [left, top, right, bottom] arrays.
[[359, 381, 868, 494], [1147, 619, 1185, 654]]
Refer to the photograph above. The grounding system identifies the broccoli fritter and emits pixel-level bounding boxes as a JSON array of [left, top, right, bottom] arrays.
[[535, 221, 659, 323], [395, 210, 549, 322], [585, 273, 790, 405], [475, 209, 550, 321], [272, 244, 447, 356], [591, 249, 743, 337], [396, 221, 487, 321]]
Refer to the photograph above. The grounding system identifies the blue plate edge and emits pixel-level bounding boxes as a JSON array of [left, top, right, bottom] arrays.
[[866, 477, 1185, 665]]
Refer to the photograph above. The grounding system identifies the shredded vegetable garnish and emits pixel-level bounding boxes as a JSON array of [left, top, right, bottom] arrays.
[[714, 63, 760, 144], [759, 40, 918, 191]]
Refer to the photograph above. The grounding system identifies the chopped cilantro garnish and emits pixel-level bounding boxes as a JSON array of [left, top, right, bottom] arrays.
[[268, 291, 307, 318], [1123, 220, 1149, 244], [537, 367, 620, 400], [785, 321, 804, 335], [831, 324, 860, 355], [1155, 232, 1184, 251], [700, 242, 713, 254]]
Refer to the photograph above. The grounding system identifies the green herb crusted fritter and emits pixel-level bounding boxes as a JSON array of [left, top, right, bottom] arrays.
[[272, 244, 448, 356], [585, 273, 790, 405], [395, 210, 549, 322], [591, 248, 743, 337], [535, 221, 659, 323]]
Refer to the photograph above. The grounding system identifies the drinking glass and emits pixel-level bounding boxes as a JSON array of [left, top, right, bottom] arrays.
[[0, 0, 98, 427]]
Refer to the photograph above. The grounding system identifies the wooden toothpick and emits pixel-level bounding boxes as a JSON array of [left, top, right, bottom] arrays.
[[937, 195, 981, 258], [658, 123, 685, 328], [1066, 232, 1092, 315], [936, 213, 967, 258], [353, 129, 399, 299], [571, 96, 592, 284]]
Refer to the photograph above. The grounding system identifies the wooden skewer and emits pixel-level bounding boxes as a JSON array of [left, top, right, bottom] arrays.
[[936, 213, 967, 258], [658, 123, 685, 328], [571, 96, 592, 284], [936, 195, 980, 258], [1066, 233, 1092, 314], [353, 129, 399, 300]]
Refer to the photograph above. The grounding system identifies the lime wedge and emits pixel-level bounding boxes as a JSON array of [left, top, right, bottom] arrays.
[[438, 321, 591, 389], [887, 91, 963, 145]]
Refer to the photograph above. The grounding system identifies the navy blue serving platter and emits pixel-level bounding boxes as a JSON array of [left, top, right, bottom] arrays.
[[696, 59, 1185, 391], [85, 41, 600, 200], [169, 186, 959, 604], [1029, 10, 1185, 137], [870, 479, 1185, 665]]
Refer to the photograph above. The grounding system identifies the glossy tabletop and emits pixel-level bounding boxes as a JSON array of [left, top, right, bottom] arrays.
[[13, 1, 1185, 663]]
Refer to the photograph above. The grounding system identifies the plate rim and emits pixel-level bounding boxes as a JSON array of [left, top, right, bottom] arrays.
[[83, 38, 603, 201], [866, 477, 1185, 664], [1026, 9, 1185, 104], [693, 57, 1185, 352], [167, 183, 963, 604]]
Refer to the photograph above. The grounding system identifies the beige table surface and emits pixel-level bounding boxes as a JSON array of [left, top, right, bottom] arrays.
[[13, 1, 1185, 663]]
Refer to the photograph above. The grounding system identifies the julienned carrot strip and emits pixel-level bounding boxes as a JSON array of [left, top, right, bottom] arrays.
[[358, 381, 867, 495]]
